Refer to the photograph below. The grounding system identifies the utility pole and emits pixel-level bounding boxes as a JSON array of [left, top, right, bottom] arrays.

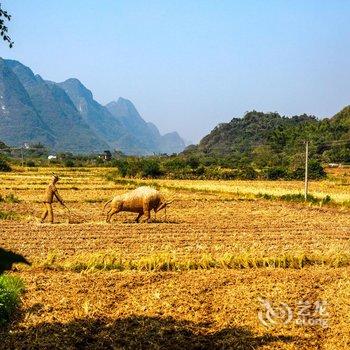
[[304, 141, 309, 201], [20, 147, 24, 167]]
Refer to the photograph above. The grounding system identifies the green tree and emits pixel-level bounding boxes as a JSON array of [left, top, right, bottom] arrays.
[[140, 159, 162, 178], [0, 3, 13, 48], [0, 156, 11, 172]]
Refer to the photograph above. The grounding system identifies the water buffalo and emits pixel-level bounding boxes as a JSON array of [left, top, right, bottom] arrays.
[[104, 186, 173, 223]]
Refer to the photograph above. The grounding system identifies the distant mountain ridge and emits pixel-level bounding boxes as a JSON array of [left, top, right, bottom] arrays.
[[0, 59, 56, 148], [57, 79, 128, 148], [105, 98, 185, 155], [0, 58, 185, 154]]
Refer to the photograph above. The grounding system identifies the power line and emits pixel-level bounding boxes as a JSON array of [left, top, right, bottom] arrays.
[[317, 141, 350, 148], [304, 141, 309, 201], [300, 139, 350, 147]]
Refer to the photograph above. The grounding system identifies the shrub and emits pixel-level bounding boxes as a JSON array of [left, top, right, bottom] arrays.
[[291, 159, 326, 180], [25, 160, 36, 167], [308, 159, 327, 179], [195, 165, 205, 176], [163, 158, 187, 172], [237, 166, 258, 180], [290, 166, 305, 180], [112, 158, 163, 178], [114, 159, 129, 177], [0, 158, 11, 172], [64, 159, 75, 167], [321, 195, 332, 205], [264, 166, 289, 180], [0, 275, 25, 326], [186, 157, 200, 169], [140, 159, 162, 178]]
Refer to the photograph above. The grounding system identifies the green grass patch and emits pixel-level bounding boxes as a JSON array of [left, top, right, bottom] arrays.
[[4, 194, 21, 204], [256, 192, 334, 206], [0, 275, 25, 326], [256, 193, 276, 200], [0, 210, 19, 220], [104, 171, 161, 188], [0, 193, 21, 204]]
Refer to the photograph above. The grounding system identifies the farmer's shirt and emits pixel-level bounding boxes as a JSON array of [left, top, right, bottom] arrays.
[[43, 184, 63, 204]]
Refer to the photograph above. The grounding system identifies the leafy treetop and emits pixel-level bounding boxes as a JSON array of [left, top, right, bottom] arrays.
[[0, 3, 13, 48]]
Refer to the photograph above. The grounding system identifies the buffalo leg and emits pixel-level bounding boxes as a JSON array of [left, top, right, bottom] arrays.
[[143, 204, 151, 223], [135, 212, 143, 223]]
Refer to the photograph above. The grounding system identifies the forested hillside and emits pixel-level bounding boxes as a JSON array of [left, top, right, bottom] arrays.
[[184, 109, 350, 169]]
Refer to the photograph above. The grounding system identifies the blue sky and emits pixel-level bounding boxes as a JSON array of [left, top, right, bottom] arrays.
[[2, 0, 350, 142]]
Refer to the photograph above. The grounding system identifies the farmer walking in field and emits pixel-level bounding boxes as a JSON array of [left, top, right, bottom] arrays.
[[40, 174, 66, 224]]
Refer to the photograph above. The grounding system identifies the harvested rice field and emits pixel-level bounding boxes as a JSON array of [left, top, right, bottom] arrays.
[[0, 167, 349, 349]]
